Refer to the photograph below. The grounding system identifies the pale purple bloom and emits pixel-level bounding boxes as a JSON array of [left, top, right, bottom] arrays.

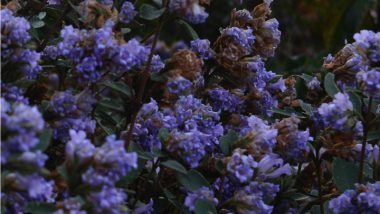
[[184, 187, 218, 211]]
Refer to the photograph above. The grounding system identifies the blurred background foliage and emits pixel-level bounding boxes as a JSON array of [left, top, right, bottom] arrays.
[[197, 0, 380, 76], [3, 0, 379, 77]]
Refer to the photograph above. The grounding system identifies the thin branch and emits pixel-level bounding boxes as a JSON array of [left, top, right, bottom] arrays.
[[316, 148, 325, 214], [124, 9, 168, 148], [358, 96, 373, 183]]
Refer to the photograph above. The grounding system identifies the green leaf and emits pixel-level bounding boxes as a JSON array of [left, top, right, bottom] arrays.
[[195, 199, 217, 214], [34, 128, 52, 151], [38, 12, 47, 19], [368, 131, 380, 142], [176, 19, 199, 40], [324, 73, 339, 97], [220, 130, 238, 155], [295, 77, 307, 100], [139, 4, 166, 20], [25, 202, 56, 214], [299, 74, 314, 82], [98, 99, 124, 112], [57, 164, 69, 181], [332, 157, 358, 191], [159, 128, 169, 143], [271, 107, 305, 118], [103, 82, 132, 98], [348, 91, 362, 116], [121, 28, 131, 34], [176, 169, 210, 191], [300, 101, 314, 116], [31, 19, 45, 28], [161, 160, 187, 174]]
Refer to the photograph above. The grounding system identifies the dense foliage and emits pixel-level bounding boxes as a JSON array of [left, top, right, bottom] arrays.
[[1, 0, 380, 213]]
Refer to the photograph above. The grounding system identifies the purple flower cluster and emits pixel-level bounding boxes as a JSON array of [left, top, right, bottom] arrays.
[[239, 115, 278, 156], [1, 9, 42, 78], [184, 187, 218, 211], [119, 1, 137, 24], [1, 98, 54, 213], [191, 39, 214, 60], [50, 91, 96, 141], [234, 181, 280, 213], [329, 182, 380, 214], [167, 76, 192, 95], [208, 87, 244, 112], [63, 130, 137, 213], [133, 95, 223, 168], [169, 0, 209, 24], [274, 116, 312, 163], [57, 20, 149, 83], [227, 149, 258, 183], [317, 92, 357, 132]]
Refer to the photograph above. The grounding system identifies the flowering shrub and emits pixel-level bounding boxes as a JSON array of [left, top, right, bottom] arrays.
[[1, 0, 379, 213]]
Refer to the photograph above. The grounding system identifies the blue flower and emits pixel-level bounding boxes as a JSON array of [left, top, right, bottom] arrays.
[[227, 149, 258, 183], [184, 187, 218, 211], [119, 1, 137, 24], [191, 39, 214, 60]]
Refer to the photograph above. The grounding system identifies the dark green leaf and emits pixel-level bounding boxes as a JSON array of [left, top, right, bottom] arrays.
[[220, 130, 238, 155], [348, 91, 362, 116], [176, 19, 199, 40], [98, 99, 124, 112], [31, 19, 45, 28], [151, 73, 167, 82], [176, 169, 210, 191], [195, 199, 217, 214], [368, 131, 380, 142], [161, 160, 187, 174], [299, 74, 314, 82], [121, 28, 131, 34], [332, 157, 358, 191], [34, 128, 52, 151], [324, 73, 339, 97], [159, 128, 169, 143], [57, 164, 69, 181], [38, 12, 47, 19], [139, 4, 166, 20], [103, 82, 132, 98], [271, 107, 305, 118], [300, 101, 314, 116], [25, 202, 56, 214], [295, 77, 307, 100]]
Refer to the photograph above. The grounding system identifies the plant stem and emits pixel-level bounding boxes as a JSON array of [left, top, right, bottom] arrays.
[[124, 10, 167, 148], [358, 96, 373, 183], [316, 148, 325, 214]]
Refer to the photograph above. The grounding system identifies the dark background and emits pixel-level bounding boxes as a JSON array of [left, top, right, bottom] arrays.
[[193, 0, 380, 76]]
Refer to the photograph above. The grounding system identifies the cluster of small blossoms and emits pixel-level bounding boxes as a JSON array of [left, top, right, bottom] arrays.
[[274, 116, 312, 163], [49, 90, 96, 141], [238, 115, 278, 156], [169, 0, 209, 24], [324, 30, 380, 99], [1, 9, 42, 78], [184, 187, 219, 211], [1, 83, 29, 104], [1, 97, 54, 213], [210, 1, 282, 117], [133, 95, 223, 168], [329, 181, 380, 213], [56, 20, 149, 83], [119, 1, 138, 24], [208, 87, 244, 113], [317, 92, 360, 133], [191, 39, 215, 60], [57, 130, 137, 213], [213, 150, 291, 213]]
